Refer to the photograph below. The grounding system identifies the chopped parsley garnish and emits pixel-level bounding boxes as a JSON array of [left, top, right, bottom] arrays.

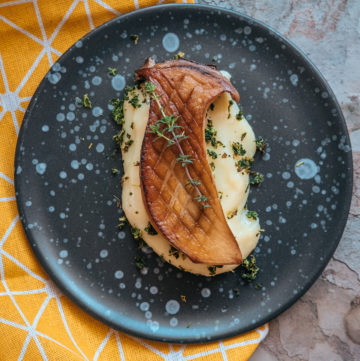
[[76, 93, 92, 108], [212, 55, 218, 62], [131, 226, 142, 240], [113, 129, 125, 146], [246, 211, 258, 221], [130, 34, 139, 45], [236, 109, 243, 120], [227, 100, 233, 118], [137, 237, 146, 249], [108, 67, 117, 76], [169, 246, 180, 259], [173, 51, 185, 59], [205, 120, 217, 147], [240, 255, 259, 282], [255, 136, 267, 153], [110, 98, 125, 126], [207, 149, 217, 159], [227, 209, 238, 219], [118, 216, 128, 229], [241, 132, 247, 141], [236, 157, 254, 172], [134, 255, 145, 270], [123, 139, 134, 152], [129, 94, 141, 109], [144, 222, 157, 235], [210, 162, 215, 171], [232, 142, 246, 156], [111, 86, 139, 126], [250, 172, 264, 185], [112, 168, 119, 175], [208, 266, 217, 276], [233, 288, 240, 297]]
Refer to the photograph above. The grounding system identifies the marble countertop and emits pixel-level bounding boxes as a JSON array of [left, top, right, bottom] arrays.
[[199, 0, 360, 360]]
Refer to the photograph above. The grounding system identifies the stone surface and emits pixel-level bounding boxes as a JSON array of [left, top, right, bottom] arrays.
[[344, 298, 360, 344], [198, 1, 360, 360]]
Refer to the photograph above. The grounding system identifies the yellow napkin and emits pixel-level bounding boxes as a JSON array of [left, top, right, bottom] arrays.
[[0, 1, 268, 359]]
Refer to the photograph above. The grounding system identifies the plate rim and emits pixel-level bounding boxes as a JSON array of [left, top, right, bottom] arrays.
[[14, 3, 353, 343]]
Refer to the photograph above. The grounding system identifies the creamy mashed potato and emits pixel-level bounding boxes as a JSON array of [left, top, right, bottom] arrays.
[[121, 87, 260, 276]]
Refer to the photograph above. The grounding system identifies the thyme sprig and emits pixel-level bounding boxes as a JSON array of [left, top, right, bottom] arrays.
[[144, 81, 210, 208]]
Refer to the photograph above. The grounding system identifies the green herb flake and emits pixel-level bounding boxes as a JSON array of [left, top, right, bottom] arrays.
[[236, 109, 243, 120], [134, 255, 145, 270], [76, 94, 92, 108], [123, 139, 134, 152], [246, 211, 258, 221], [236, 157, 254, 172], [233, 288, 240, 297], [113, 129, 125, 146], [232, 142, 246, 156], [169, 246, 180, 259], [144, 81, 156, 93], [129, 94, 141, 109], [131, 226, 142, 240], [205, 120, 217, 147], [240, 255, 259, 282], [241, 132, 247, 141], [255, 136, 267, 153], [173, 51, 185, 60], [130, 34, 139, 45], [250, 172, 264, 185], [118, 216, 128, 229], [108, 67, 117, 76], [209, 103, 215, 111], [212, 55, 218, 62], [186, 322, 192, 328], [227, 209, 238, 219], [208, 266, 218, 276], [210, 162, 215, 171], [227, 100, 234, 118], [207, 149, 217, 159], [110, 98, 125, 126], [112, 168, 119, 175], [144, 222, 158, 235]]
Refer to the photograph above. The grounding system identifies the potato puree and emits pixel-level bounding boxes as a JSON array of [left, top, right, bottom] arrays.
[[121, 86, 260, 276]]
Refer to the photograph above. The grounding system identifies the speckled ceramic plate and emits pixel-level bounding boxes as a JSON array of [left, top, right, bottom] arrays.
[[15, 4, 353, 343]]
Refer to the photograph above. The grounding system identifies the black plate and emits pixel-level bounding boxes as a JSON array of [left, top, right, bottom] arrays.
[[15, 4, 353, 343]]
